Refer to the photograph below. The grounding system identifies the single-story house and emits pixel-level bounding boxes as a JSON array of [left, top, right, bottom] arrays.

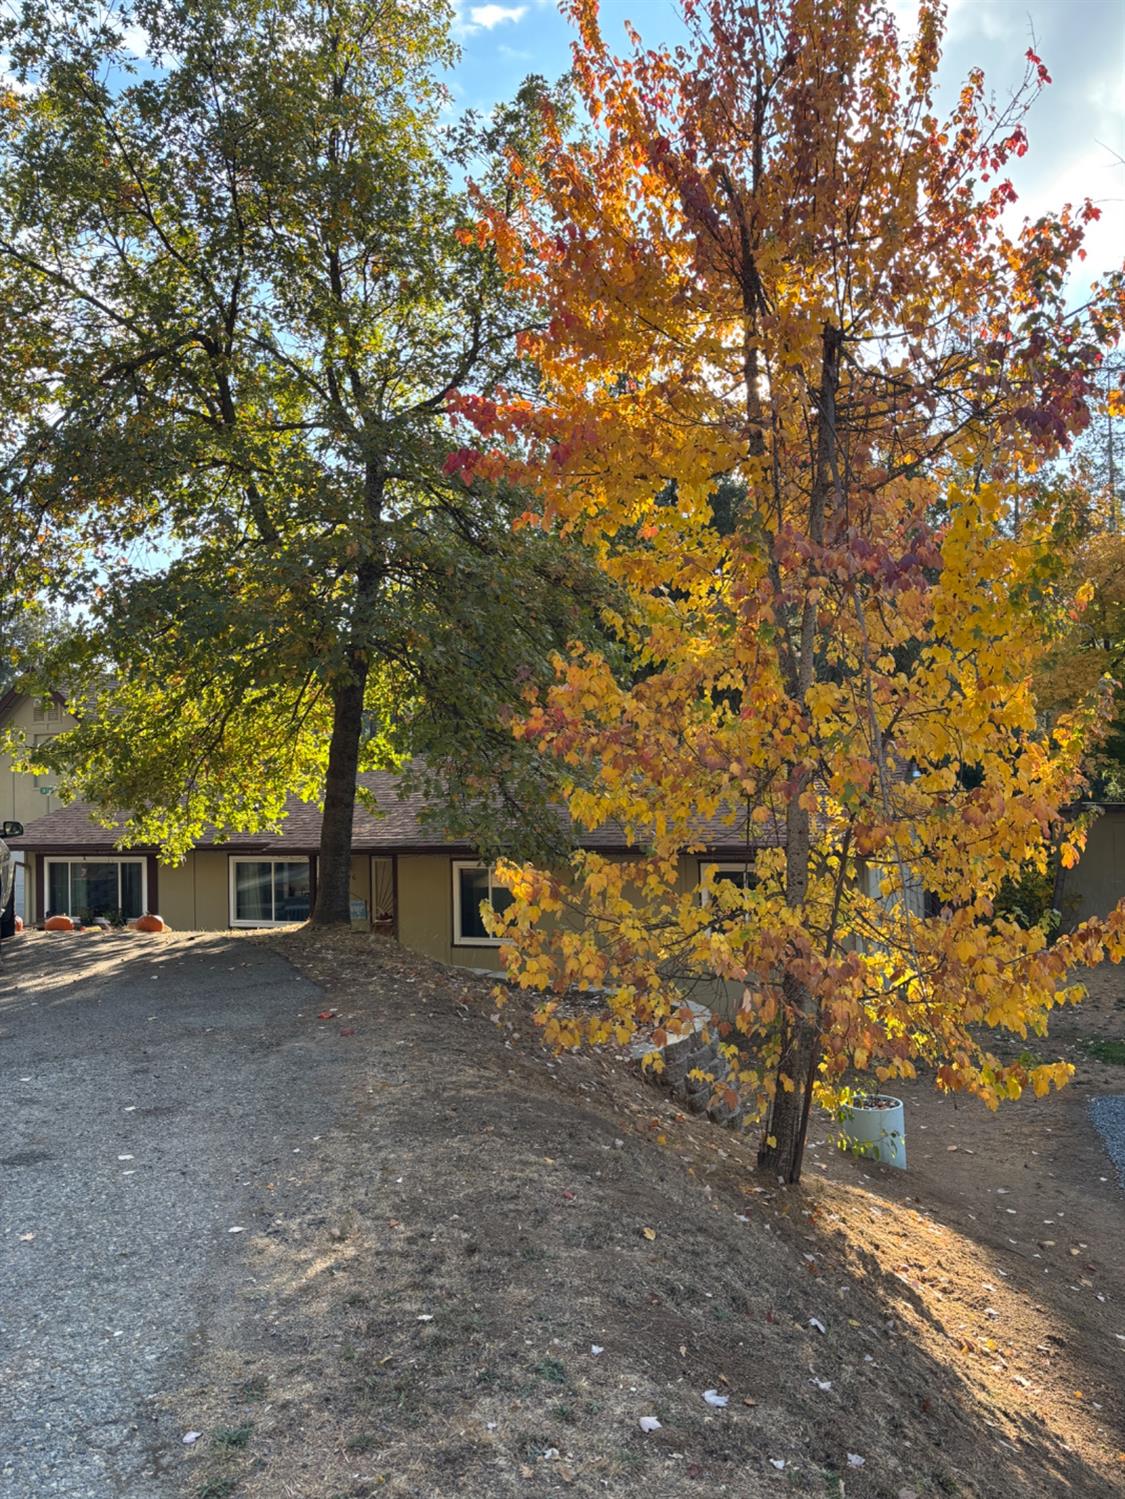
[[6, 772, 772, 975]]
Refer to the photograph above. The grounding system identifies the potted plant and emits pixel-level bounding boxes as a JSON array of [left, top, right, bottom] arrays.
[[837, 1093, 907, 1169]]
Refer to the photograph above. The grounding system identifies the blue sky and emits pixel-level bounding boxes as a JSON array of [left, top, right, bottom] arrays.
[[449, 0, 1125, 282]]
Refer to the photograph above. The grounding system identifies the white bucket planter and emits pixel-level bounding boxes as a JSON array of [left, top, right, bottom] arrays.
[[839, 1094, 906, 1169]]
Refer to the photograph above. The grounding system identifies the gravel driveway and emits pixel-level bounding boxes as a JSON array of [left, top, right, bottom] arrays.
[[0, 932, 338, 1499], [1089, 1094, 1125, 1186]]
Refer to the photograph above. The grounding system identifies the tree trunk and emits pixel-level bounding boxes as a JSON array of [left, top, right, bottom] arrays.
[[311, 459, 384, 927], [757, 796, 819, 1182], [757, 979, 819, 1181], [757, 323, 842, 1183], [311, 660, 370, 925]]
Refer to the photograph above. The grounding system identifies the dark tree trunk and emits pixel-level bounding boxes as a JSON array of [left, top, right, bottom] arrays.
[[757, 986, 819, 1182], [757, 323, 842, 1183], [311, 458, 385, 927], [757, 796, 819, 1182], [311, 660, 369, 925]]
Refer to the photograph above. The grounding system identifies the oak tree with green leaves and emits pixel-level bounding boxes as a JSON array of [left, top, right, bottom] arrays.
[[0, 0, 607, 917]]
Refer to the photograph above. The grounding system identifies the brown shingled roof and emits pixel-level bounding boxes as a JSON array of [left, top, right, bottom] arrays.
[[7, 769, 781, 856]]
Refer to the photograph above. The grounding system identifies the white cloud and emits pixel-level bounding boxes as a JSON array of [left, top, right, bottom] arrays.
[[451, 2, 529, 39], [0, 54, 37, 95], [468, 5, 528, 30], [119, 24, 151, 58]]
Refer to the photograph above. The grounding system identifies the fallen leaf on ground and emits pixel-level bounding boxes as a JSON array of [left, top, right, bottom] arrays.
[[642, 1226, 657, 1241]]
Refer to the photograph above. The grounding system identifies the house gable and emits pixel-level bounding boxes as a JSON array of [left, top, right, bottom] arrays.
[[0, 688, 78, 828]]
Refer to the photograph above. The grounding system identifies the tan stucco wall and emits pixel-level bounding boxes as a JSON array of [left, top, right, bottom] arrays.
[[0, 693, 78, 827], [1058, 810, 1125, 927], [193, 851, 235, 929], [397, 853, 459, 964], [156, 853, 233, 931], [349, 854, 371, 922], [158, 858, 196, 929], [394, 850, 745, 1010]]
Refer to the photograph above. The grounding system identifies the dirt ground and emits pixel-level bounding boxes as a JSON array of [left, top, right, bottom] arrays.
[[173, 933, 1125, 1499]]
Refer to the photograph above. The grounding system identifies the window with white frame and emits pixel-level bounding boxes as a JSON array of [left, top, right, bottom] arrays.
[[452, 861, 514, 945], [45, 857, 146, 920], [32, 699, 62, 724], [229, 858, 311, 926], [700, 859, 757, 907], [13, 853, 26, 922]]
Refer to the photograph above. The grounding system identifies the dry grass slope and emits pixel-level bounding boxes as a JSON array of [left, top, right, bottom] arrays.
[[175, 932, 1125, 1499]]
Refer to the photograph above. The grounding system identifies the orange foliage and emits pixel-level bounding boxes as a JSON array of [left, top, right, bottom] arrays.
[[455, 0, 1125, 1179]]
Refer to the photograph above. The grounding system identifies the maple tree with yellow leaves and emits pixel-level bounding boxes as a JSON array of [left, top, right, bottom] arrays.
[[447, 0, 1125, 1180]]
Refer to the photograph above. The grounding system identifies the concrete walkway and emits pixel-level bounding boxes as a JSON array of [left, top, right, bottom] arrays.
[[0, 932, 335, 1498]]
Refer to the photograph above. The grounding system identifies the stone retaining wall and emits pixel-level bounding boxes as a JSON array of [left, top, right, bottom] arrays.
[[648, 1024, 753, 1133]]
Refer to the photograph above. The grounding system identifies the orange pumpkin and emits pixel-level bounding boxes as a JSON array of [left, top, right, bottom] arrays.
[[44, 914, 75, 932], [135, 913, 167, 933]]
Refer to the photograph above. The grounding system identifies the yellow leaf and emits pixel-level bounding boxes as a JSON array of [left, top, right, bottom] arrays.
[[642, 1226, 657, 1241]]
